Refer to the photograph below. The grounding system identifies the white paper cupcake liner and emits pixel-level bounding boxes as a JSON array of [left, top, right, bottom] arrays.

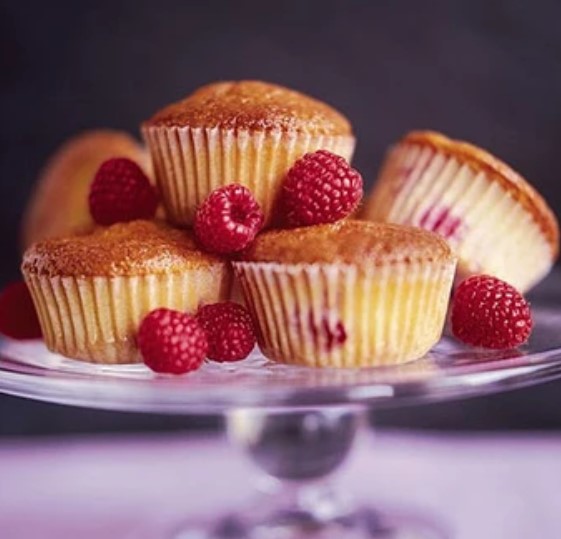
[[24, 267, 231, 364], [143, 126, 355, 226], [365, 142, 553, 292], [233, 259, 456, 368]]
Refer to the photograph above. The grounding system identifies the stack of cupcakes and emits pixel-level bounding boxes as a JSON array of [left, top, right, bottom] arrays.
[[9, 82, 555, 373]]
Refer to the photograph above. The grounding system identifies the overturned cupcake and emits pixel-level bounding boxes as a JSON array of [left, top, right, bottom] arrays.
[[142, 81, 355, 227], [234, 220, 456, 368], [364, 130, 559, 292], [22, 220, 232, 364]]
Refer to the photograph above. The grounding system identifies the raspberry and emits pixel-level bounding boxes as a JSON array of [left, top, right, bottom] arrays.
[[451, 275, 533, 349], [194, 184, 264, 254], [89, 157, 158, 225], [196, 302, 256, 361], [0, 281, 42, 340], [281, 150, 363, 227], [138, 308, 207, 374]]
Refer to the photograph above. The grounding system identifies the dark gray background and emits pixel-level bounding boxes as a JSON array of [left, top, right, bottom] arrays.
[[1, 0, 561, 435]]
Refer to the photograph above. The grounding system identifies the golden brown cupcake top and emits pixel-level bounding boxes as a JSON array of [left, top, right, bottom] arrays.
[[143, 80, 353, 136], [403, 130, 559, 258], [22, 220, 226, 277], [242, 220, 455, 266]]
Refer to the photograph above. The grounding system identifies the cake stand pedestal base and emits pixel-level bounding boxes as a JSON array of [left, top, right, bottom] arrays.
[[172, 408, 447, 539]]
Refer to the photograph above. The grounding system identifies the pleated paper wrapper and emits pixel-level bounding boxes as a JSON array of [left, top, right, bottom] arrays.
[[365, 142, 552, 292], [233, 259, 456, 368], [143, 126, 355, 226], [24, 268, 231, 364]]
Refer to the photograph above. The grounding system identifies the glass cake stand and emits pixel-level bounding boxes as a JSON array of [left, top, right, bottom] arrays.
[[1, 272, 561, 539]]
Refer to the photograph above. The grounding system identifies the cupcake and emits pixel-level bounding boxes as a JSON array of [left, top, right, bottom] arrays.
[[233, 220, 456, 368], [21, 220, 231, 364], [21, 130, 151, 249], [142, 80, 355, 227], [364, 130, 559, 292]]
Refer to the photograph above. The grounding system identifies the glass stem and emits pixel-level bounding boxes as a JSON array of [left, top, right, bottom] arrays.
[[228, 407, 364, 477]]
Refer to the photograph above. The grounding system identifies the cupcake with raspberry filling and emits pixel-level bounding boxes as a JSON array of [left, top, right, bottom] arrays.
[[364, 130, 559, 292], [142, 80, 355, 227], [234, 220, 456, 368], [22, 220, 231, 364]]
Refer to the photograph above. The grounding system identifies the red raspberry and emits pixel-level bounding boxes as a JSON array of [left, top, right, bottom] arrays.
[[0, 281, 42, 340], [281, 150, 363, 227], [138, 308, 207, 374], [196, 302, 256, 361], [194, 184, 264, 254], [89, 157, 158, 225], [451, 275, 533, 349]]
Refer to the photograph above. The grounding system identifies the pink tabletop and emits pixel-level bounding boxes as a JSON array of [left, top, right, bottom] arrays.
[[1, 431, 560, 539]]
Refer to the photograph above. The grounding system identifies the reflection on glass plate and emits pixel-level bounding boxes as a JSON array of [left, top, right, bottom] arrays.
[[0, 304, 561, 414]]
